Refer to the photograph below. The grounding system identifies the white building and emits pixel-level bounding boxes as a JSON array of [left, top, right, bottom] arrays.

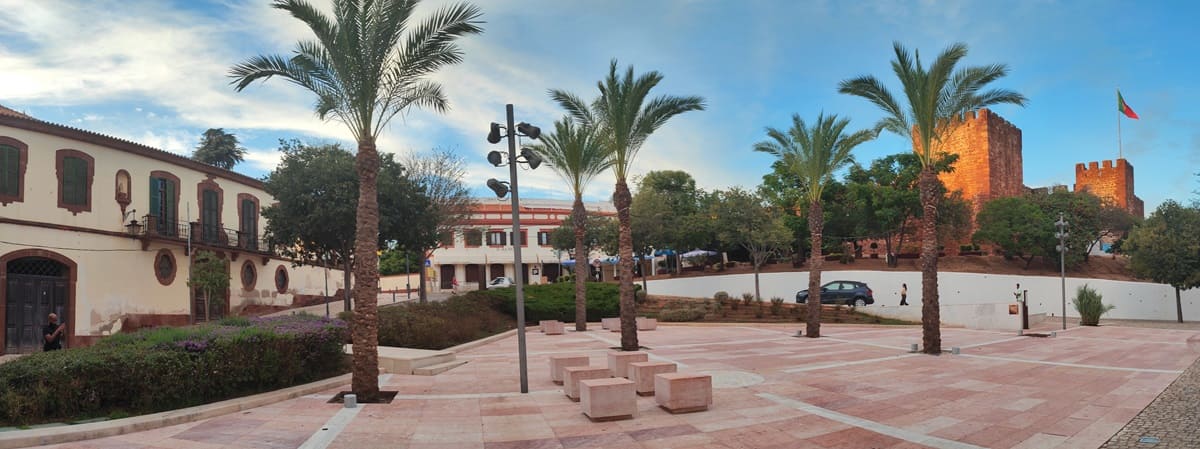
[[427, 198, 615, 291], [0, 105, 342, 354]]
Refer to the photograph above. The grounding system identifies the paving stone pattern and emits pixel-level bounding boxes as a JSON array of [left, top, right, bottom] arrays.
[[1099, 355, 1200, 449], [27, 323, 1200, 449]]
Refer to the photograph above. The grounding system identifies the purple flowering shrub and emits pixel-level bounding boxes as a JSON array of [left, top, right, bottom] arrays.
[[0, 314, 348, 426]]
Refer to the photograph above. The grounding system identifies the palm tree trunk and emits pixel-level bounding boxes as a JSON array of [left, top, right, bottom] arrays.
[[919, 167, 941, 354], [614, 179, 639, 351], [573, 196, 588, 331], [351, 137, 381, 400], [807, 200, 823, 338]]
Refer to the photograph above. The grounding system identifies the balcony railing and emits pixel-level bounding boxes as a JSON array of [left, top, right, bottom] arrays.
[[135, 214, 272, 254]]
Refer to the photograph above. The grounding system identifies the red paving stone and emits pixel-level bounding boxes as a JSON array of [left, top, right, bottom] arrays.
[[28, 323, 1200, 449]]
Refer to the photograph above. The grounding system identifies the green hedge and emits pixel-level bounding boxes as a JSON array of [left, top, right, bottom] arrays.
[[340, 296, 515, 350], [463, 282, 625, 323], [0, 315, 348, 426]]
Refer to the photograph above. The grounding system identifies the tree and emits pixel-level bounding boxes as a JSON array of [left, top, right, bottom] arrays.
[[844, 152, 959, 266], [973, 196, 1053, 267], [839, 42, 1027, 354], [259, 140, 437, 397], [551, 60, 705, 351], [188, 250, 229, 322], [709, 188, 791, 301], [532, 118, 612, 331], [1124, 200, 1200, 322], [754, 113, 874, 338], [192, 128, 246, 170], [231, 0, 482, 400], [1028, 190, 1106, 269], [631, 170, 709, 274], [403, 148, 476, 303]]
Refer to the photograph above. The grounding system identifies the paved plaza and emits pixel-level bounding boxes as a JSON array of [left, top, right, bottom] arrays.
[[29, 322, 1200, 449]]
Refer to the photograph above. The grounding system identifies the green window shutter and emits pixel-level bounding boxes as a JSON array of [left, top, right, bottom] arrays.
[[0, 146, 17, 196], [241, 199, 256, 234], [164, 180, 176, 223], [62, 157, 88, 206], [149, 178, 162, 218]]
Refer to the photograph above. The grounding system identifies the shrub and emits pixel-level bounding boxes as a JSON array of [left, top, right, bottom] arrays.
[[635, 289, 647, 304], [754, 304, 765, 319], [467, 281, 620, 323], [1073, 284, 1114, 326], [659, 307, 706, 322], [769, 297, 785, 316], [0, 315, 347, 426], [741, 293, 754, 306], [713, 291, 730, 302], [341, 296, 514, 350]]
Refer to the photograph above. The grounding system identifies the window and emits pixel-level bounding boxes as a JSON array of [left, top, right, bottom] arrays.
[[439, 231, 454, 248], [238, 194, 259, 251], [0, 138, 27, 205], [241, 261, 257, 291], [274, 265, 289, 293], [153, 249, 176, 286], [56, 149, 94, 214], [487, 230, 507, 246], [464, 229, 483, 247], [537, 231, 551, 246], [149, 172, 179, 236], [201, 189, 220, 243], [517, 230, 528, 247]]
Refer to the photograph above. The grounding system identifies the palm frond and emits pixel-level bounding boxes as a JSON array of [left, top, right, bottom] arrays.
[[532, 118, 613, 197]]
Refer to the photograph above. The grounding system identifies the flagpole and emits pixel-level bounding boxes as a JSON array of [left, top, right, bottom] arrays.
[[1116, 88, 1123, 160]]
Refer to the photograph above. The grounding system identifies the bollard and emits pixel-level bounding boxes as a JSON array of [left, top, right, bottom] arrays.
[[1050, 331, 1057, 338], [1018, 329, 1024, 336], [951, 347, 960, 355], [910, 343, 919, 353], [795, 330, 803, 337], [344, 394, 357, 408]]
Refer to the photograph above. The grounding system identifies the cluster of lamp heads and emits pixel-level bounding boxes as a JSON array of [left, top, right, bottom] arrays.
[[486, 121, 543, 199]]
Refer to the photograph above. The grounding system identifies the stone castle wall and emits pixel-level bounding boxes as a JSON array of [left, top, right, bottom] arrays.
[[934, 108, 1024, 215], [1074, 159, 1144, 217]]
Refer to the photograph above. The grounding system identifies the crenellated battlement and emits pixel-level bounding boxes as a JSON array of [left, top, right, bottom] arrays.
[[1075, 158, 1142, 217]]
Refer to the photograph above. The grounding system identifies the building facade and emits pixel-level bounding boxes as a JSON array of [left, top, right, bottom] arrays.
[[427, 199, 615, 291], [0, 107, 341, 354]]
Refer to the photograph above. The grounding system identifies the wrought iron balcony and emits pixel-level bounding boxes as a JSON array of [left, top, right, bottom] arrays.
[[132, 214, 273, 254]]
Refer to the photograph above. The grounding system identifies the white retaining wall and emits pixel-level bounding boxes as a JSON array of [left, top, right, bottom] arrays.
[[646, 271, 1200, 322]]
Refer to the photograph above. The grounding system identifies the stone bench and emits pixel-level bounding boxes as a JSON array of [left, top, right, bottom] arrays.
[[607, 351, 648, 378], [563, 366, 611, 401], [655, 373, 712, 413], [629, 361, 676, 396], [548, 355, 590, 385], [580, 377, 635, 421], [601, 317, 620, 330], [540, 320, 565, 335], [636, 317, 658, 331]]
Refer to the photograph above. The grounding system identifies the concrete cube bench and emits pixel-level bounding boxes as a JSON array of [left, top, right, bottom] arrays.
[[580, 378, 635, 422], [563, 366, 611, 401], [540, 320, 565, 335], [601, 317, 620, 330], [655, 373, 712, 413], [548, 355, 590, 385], [636, 317, 658, 331], [629, 361, 676, 396], [607, 351, 648, 378]]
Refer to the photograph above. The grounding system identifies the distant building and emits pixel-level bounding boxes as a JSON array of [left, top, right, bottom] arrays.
[[0, 106, 340, 354], [426, 199, 615, 291], [1074, 159, 1144, 218]]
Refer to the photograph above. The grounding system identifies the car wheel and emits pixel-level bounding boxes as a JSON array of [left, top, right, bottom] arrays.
[[854, 298, 867, 307]]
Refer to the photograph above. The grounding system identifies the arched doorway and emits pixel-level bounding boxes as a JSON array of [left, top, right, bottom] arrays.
[[2, 251, 75, 354]]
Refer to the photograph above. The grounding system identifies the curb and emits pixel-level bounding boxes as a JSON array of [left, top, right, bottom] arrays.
[[447, 328, 519, 353], [0, 373, 351, 449]]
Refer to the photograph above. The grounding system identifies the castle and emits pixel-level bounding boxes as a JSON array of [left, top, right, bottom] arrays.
[[935, 108, 1143, 219]]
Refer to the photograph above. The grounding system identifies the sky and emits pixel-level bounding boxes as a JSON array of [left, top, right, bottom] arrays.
[[1, 0, 1197, 212]]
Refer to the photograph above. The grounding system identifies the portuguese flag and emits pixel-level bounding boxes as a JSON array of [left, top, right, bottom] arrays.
[[1118, 91, 1139, 119]]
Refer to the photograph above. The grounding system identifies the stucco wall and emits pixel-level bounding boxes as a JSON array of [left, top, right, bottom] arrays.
[[646, 270, 1200, 322]]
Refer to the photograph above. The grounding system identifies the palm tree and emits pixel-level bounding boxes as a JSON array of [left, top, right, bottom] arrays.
[[229, 0, 483, 400], [193, 128, 246, 170], [839, 42, 1026, 353], [754, 113, 874, 338], [531, 118, 612, 331], [551, 60, 705, 351]]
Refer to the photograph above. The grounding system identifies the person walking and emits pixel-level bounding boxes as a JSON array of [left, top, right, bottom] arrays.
[[899, 283, 909, 306], [451, 277, 459, 294]]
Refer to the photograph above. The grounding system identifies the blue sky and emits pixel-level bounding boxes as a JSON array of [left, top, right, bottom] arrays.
[[1, 0, 1196, 211]]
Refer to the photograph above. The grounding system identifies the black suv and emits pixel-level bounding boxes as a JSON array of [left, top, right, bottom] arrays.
[[795, 280, 874, 306]]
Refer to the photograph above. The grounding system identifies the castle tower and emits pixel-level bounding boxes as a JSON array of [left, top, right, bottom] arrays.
[[1074, 159, 1144, 218], [933, 108, 1024, 214]]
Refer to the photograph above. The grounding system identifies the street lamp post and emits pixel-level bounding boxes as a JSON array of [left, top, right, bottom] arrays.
[[485, 104, 542, 394], [1055, 212, 1069, 330]]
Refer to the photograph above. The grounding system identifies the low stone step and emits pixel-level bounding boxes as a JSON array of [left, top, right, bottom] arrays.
[[345, 345, 456, 374], [412, 359, 468, 376]]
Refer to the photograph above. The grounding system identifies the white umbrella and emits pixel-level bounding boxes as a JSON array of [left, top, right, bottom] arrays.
[[680, 249, 717, 258]]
